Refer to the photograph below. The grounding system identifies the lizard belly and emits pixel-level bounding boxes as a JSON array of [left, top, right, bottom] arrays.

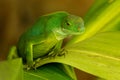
[[33, 40, 57, 58]]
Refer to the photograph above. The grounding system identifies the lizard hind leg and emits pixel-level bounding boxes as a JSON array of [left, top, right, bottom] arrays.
[[7, 46, 18, 60]]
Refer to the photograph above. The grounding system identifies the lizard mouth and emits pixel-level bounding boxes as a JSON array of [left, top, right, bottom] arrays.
[[62, 26, 85, 35]]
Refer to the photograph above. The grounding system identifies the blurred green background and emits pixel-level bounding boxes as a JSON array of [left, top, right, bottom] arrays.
[[0, 0, 96, 80]]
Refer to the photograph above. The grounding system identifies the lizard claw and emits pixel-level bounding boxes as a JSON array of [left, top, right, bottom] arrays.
[[57, 48, 68, 57], [47, 48, 68, 58]]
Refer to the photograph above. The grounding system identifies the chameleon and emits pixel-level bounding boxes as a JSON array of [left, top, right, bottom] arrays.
[[8, 11, 85, 68]]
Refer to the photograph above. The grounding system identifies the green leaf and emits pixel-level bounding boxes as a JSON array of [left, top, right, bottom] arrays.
[[35, 31, 120, 80], [101, 15, 120, 32], [24, 63, 74, 80], [67, 31, 120, 80], [67, 0, 120, 45], [84, 0, 110, 23], [0, 58, 23, 80], [95, 78, 105, 80]]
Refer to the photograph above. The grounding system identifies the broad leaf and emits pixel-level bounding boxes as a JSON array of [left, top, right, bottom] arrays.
[[24, 63, 75, 80], [0, 58, 23, 80], [101, 15, 120, 32], [35, 31, 120, 80], [67, 0, 120, 45]]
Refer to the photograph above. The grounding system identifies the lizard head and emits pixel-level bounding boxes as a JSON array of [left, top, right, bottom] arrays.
[[62, 14, 85, 36]]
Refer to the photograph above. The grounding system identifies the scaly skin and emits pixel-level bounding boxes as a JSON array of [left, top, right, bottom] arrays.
[[15, 11, 84, 68]]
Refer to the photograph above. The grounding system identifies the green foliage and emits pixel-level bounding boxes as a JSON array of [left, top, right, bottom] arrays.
[[67, 0, 120, 45], [34, 31, 120, 80], [0, 0, 120, 80], [0, 59, 23, 80], [24, 64, 74, 80]]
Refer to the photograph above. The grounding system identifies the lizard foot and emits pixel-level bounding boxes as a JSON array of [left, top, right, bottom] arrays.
[[57, 48, 68, 57], [47, 48, 68, 58], [23, 61, 37, 70]]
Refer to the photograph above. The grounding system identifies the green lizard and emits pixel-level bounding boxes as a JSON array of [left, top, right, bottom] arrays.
[[8, 11, 85, 69]]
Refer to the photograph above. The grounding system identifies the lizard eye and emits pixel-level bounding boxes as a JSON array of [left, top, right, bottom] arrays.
[[66, 22, 70, 26], [65, 20, 71, 26]]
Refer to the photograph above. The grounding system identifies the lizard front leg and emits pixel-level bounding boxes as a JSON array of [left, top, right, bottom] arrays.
[[23, 36, 45, 69], [25, 41, 34, 69], [48, 40, 67, 57]]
